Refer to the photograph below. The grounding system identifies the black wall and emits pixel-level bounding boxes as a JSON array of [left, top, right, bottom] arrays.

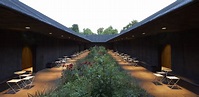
[[34, 38, 80, 72], [1, 29, 199, 84], [0, 31, 23, 82], [112, 31, 199, 83], [171, 31, 199, 83], [0, 30, 86, 82], [113, 35, 160, 71]]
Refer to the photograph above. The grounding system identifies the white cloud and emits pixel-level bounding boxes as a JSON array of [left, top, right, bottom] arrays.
[[20, 0, 175, 33]]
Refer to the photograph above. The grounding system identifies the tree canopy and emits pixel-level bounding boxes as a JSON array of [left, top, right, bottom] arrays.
[[70, 24, 119, 35], [83, 28, 94, 35], [103, 26, 118, 35], [70, 20, 138, 35], [97, 26, 118, 35], [121, 20, 138, 32], [97, 28, 104, 35], [70, 24, 79, 33]]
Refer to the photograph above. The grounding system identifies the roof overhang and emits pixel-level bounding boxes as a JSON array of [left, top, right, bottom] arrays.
[[1, 0, 198, 43], [84, 35, 117, 42], [107, 0, 199, 42], [0, 0, 91, 43]]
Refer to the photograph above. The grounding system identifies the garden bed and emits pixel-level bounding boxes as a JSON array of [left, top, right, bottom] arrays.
[[29, 46, 150, 97]]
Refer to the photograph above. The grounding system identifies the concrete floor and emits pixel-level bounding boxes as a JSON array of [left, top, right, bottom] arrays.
[[109, 51, 199, 97], [1, 51, 198, 97]]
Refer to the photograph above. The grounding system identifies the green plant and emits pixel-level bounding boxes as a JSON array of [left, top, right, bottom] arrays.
[[27, 90, 47, 97], [29, 46, 150, 97]]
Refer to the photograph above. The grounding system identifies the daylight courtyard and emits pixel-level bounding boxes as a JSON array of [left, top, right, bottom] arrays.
[[0, 0, 199, 97]]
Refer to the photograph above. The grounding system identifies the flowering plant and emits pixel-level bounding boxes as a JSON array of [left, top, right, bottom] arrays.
[[30, 46, 150, 97]]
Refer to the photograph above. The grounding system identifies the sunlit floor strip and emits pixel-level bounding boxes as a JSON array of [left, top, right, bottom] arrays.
[[0, 51, 89, 97], [108, 51, 198, 97]]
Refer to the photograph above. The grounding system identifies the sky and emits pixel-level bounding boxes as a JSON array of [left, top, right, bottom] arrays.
[[19, 0, 175, 33]]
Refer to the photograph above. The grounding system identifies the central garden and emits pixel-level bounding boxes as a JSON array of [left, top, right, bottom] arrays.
[[30, 46, 150, 97]]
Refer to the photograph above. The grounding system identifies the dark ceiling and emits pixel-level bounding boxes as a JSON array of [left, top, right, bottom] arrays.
[[107, 1, 199, 42], [0, 5, 90, 43], [0, 1, 198, 43]]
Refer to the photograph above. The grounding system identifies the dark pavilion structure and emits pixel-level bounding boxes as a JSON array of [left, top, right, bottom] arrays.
[[0, 0, 199, 88]]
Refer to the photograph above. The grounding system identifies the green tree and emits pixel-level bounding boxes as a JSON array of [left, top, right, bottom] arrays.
[[121, 20, 138, 32], [97, 28, 104, 35], [83, 28, 94, 35], [103, 26, 118, 35], [70, 24, 79, 33]]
